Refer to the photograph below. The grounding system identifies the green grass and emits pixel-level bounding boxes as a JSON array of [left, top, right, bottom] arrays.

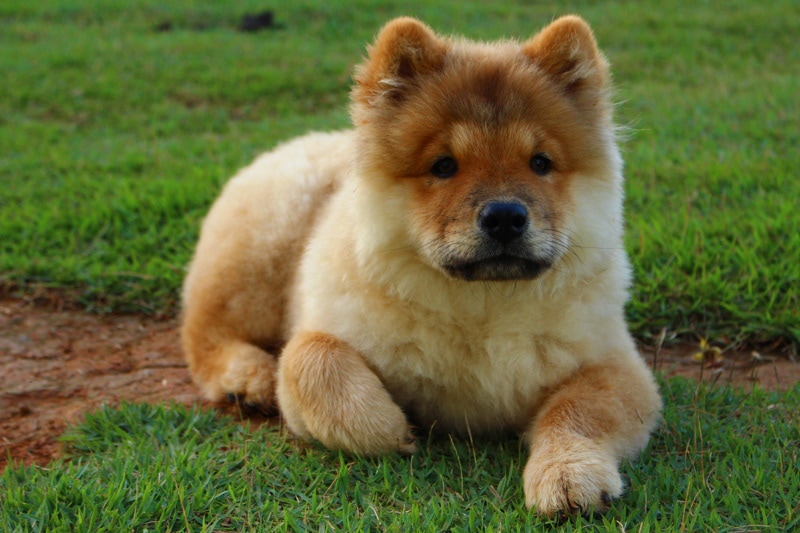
[[2, 379, 798, 531], [0, 0, 798, 346]]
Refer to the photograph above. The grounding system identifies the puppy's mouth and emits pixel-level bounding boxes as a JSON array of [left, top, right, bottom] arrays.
[[442, 254, 553, 281]]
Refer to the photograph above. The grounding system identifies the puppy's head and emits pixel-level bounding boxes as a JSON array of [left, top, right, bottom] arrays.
[[351, 16, 621, 281]]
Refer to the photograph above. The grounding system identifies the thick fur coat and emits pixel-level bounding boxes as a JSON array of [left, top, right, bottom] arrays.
[[181, 16, 662, 515]]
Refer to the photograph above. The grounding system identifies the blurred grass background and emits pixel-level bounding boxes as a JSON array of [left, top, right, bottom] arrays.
[[1, 0, 798, 350]]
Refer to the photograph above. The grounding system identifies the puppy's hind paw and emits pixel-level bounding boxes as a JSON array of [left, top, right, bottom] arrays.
[[225, 393, 279, 417], [398, 434, 418, 456], [207, 341, 278, 409]]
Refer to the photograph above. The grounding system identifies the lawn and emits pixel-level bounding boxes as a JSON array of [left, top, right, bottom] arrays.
[[2, 379, 798, 531], [1, 0, 799, 530]]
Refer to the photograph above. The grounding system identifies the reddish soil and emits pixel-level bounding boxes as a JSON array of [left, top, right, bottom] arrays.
[[1, 298, 798, 470], [0, 298, 274, 470]]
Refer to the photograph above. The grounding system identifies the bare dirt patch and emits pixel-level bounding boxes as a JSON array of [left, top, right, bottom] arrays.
[[1, 298, 798, 470], [0, 299, 274, 470], [642, 342, 799, 391]]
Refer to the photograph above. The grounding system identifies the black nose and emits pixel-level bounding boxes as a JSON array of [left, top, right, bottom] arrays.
[[479, 202, 528, 244]]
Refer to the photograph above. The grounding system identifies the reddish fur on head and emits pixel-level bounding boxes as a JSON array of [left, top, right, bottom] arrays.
[[350, 16, 617, 281]]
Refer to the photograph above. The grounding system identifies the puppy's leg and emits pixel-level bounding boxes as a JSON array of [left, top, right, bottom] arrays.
[[277, 331, 416, 455], [180, 133, 351, 409], [523, 357, 661, 516]]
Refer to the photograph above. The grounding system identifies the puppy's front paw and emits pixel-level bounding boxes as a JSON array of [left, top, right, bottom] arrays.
[[523, 437, 623, 516], [280, 373, 417, 456], [277, 331, 416, 456], [314, 397, 417, 456]]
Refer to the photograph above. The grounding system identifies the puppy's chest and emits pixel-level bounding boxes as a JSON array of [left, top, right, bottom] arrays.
[[361, 315, 582, 432]]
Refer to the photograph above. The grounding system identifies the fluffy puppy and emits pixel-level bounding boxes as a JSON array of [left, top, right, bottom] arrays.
[[181, 16, 662, 516]]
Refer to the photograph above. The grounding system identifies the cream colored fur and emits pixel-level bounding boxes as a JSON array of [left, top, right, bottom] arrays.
[[181, 131, 352, 405], [181, 16, 662, 516]]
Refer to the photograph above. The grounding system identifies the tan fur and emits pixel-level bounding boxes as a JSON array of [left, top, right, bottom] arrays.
[[181, 16, 662, 516]]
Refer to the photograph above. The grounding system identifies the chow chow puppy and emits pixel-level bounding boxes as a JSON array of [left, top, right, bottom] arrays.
[[181, 15, 662, 515]]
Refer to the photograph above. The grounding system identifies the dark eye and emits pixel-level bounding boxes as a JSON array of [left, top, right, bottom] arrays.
[[530, 153, 552, 176], [431, 156, 458, 178]]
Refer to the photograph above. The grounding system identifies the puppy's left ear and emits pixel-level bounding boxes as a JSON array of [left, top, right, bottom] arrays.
[[523, 16, 610, 105], [352, 17, 447, 111]]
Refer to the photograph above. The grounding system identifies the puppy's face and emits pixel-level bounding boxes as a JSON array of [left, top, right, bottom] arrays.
[[351, 17, 617, 281]]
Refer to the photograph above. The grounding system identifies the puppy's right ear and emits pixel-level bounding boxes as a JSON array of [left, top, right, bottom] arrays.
[[352, 17, 447, 110]]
